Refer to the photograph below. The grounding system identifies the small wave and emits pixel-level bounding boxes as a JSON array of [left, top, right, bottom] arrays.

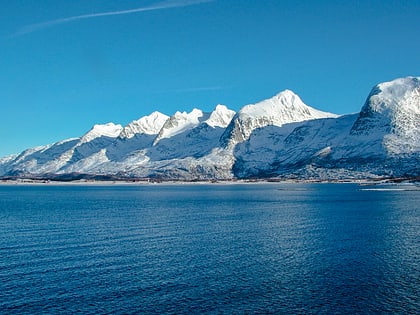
[[360, 188, 406, 191]]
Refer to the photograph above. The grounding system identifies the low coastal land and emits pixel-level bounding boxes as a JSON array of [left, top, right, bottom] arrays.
[[1, 174, 419, 187]]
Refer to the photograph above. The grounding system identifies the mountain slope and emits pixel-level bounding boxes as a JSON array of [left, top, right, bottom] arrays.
[[149, 105, 235, 161], [350, 76, 420, 155], [0, 123, 123, 175]]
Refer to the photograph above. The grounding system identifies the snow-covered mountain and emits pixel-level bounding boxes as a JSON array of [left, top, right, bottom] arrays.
[[221, 89, 338, 148], [233, 77, 420, 179], [1, 122, 123, 176], [1, 76, 419, 181]]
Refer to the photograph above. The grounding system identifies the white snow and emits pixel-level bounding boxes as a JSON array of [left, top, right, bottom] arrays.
[[0, 154, 18, 164], [119, 111, 169, 139], [352, 76, 420, 154], [222, 89, 338, 147], [80, 123, 123, 144], [370, 77, 420, 113], [239, 89, 337, 122], [205, 105, 235, 128], [61, 149, 110, 173], [153, 108, 204, 145]]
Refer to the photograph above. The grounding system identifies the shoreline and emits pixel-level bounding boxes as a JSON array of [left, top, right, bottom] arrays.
[[1, 178, 418, 186]]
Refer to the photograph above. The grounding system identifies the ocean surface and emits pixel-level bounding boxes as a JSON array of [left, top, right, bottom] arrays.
[[0, 183, 419, 314]]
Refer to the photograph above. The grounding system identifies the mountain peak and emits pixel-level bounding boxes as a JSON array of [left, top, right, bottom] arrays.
[[205, 104, 236, 128], [274, 89, 298, 99], [153, 108, 204, 145], [238, 89, 337, 121], [351, 76, 420, 136], [120, 111, 169, 139], [221, 90, 337, 147], [80, 122, 123, 144]]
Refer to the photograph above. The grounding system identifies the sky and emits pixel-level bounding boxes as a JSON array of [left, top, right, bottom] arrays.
[[1, 0, 419, 157]]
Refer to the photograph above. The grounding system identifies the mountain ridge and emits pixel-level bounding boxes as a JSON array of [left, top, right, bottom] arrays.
[[1, 76, 419, 181]]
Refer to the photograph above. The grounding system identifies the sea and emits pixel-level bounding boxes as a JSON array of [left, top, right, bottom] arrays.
[[0, 183, 418, 314]]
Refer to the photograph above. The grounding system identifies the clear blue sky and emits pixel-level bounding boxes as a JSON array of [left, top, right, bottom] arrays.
[[1, 0, 419, 157]]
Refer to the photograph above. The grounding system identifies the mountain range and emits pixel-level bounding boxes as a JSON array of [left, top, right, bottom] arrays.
[[1, 76, 419, 181]]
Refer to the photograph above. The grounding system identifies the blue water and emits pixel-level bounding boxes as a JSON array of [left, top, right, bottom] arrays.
[[0, 183, 418, 314]]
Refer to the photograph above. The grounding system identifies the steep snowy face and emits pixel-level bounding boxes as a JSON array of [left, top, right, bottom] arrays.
[[153, 108, 204, 145], [350, 77, 420, 153], [205, 105, 235, 128], [7, 145, 49, 165], [119, 111, 169, 139], [79, 123, 123, 144], [351, 77, 420, 135], [148, 106, 235, 162], [221, 90, 337, 147]]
